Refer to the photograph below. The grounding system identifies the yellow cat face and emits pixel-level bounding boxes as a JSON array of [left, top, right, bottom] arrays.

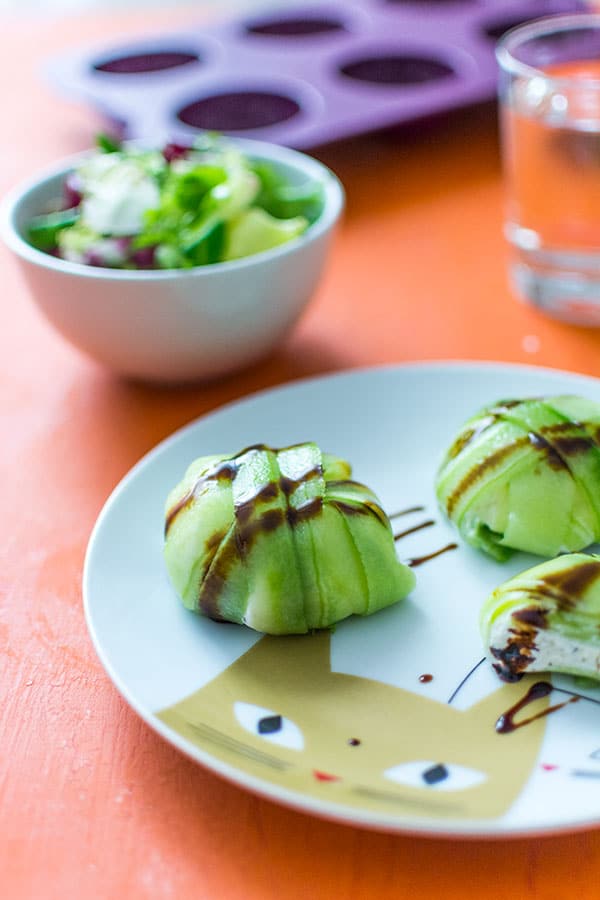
[[157, 631, 547, 821]]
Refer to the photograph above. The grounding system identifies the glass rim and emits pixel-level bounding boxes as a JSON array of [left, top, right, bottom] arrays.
[[496, 12, 600, 89]]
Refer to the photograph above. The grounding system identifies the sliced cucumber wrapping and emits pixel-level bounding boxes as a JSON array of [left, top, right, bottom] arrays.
[[435, 396, 600, 561], [164, 443, 415, 634], [481, 553, 600, 682]]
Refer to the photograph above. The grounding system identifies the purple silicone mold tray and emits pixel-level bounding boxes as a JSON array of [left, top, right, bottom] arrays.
[[48, 0, 587, 149]]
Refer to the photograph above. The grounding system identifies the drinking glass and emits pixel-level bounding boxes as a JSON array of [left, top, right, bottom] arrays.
[[497, 14, 600, 324]]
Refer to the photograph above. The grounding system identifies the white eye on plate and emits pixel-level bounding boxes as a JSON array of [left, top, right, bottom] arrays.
[[384, 760, 487, 792], [234, 701, 304, 751]]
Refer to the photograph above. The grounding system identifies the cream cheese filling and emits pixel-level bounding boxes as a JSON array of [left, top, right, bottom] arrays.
[[489, 610, 600, 676]]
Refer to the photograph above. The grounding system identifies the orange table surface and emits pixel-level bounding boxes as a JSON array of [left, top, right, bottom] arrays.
[[2, 8, 600, 899]]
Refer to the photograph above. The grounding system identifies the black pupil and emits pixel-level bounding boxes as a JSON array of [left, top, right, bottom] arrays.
[[258, 714, 283, 734], [422, 763, 449, 785]]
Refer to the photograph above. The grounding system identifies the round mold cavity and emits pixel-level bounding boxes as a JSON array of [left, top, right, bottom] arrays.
[[177, 91, 301, 131], [245, 15, 346, 37], [93, 50, 200, 75], [338, 53, 455, 85]]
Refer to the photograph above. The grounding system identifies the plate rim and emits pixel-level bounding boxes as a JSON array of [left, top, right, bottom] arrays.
[[83, 359, 600, 839]]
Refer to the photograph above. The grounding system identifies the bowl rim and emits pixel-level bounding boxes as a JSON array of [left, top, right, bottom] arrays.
[[0, 136, 344, 281]]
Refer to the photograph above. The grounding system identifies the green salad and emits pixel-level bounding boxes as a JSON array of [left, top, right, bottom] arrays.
[[26, 134, 324, 269]]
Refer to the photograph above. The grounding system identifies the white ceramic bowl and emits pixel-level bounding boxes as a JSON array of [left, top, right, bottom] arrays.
[[1, 139, 344, 382]]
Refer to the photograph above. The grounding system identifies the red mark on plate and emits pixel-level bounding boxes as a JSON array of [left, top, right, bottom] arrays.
[[313, 770, 341, 782]]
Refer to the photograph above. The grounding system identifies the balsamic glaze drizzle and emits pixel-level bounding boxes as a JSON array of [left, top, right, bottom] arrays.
[[393, 520, 435, 541], [495, 682, 578, 734], [388, 505, 426, 519], [447, 658, 600, 735], [389, 506, 458, 568], [407, 543, 458, 568]]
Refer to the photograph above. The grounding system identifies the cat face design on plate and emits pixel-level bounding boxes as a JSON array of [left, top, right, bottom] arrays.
[[157, 630, 548, 820]]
